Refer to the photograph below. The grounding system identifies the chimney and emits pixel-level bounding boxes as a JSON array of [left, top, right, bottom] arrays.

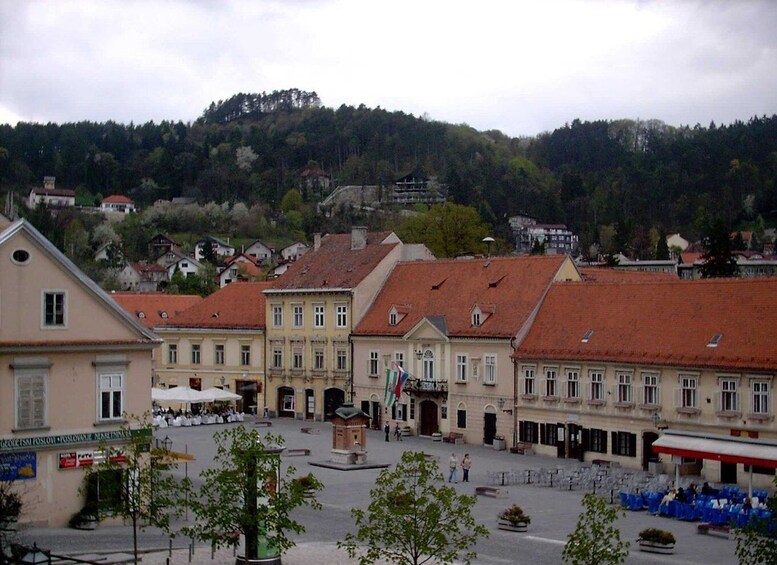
[[314, 233, 322, 251], [351, 226, 367, 250]]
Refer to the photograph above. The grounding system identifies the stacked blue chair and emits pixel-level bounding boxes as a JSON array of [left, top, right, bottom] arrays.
[[619, 492, 629, 508]]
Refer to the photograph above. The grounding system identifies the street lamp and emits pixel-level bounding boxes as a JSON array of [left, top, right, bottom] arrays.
[[651, 412, 661, 428], [162, 435, 173, 453], [482, 236, 495, 258], [415, 349, 423, 360], [497, 398, 505, 411], [22, 543, 49, 564]]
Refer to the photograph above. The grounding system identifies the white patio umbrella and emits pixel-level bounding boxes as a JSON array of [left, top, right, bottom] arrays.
[[161, 386, 210, 403], [152, 387, 174, 401], [199, 387, 242, 402]]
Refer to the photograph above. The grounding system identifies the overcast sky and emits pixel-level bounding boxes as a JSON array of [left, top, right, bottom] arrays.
[[1, 0, 775, 138]]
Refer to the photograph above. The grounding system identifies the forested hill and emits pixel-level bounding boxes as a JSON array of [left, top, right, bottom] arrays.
[[1, 88, 776, 251]]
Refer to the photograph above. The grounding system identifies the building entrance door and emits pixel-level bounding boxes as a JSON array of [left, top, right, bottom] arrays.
[[419, 400, 438, 436], [483, 412, 497, 445]]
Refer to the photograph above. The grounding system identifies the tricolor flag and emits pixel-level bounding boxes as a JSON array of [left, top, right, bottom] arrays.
[[384, 366, 398, 407], [393, 362, 409, 402]]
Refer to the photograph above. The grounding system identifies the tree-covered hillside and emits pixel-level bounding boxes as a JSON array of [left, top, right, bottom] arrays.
[[1, 89, 776, 254]]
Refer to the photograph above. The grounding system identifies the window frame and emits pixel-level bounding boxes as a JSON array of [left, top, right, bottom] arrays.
[[292, 303, 304, 328], [522, 366, 536, 397], [41, 289, 67, 329], [240, 344, 251, 366], [336, 303, 348, 328], [456, 354, 468, 383], [167, 343, 178, 365], [313, 303, 325, 329], [616, 370, 633, 405], [214, 343, 225, 365], [191, 343, 201, 365], [565, 369, 580, 401], [483, 354, 496, 385], [15, 368, 48, 430], [544, 367, 558, 398], [336, 348, 348, 371], [272, 304, 283, 327], [369, 351, 379, 376], [272, 347, 283, 369], [98, 372, 124, 422], [752, 380, 770, 415], [641, 372, 659, 406], [589, 369, 604, 402]]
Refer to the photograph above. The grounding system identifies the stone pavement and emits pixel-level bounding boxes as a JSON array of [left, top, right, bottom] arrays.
[[16, 416, 740, 564]]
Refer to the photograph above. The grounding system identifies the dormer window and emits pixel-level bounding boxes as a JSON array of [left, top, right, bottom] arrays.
[[390, 312, 398, 326], [471, 303, 494, 327], [707, 333, 723, 348], [389, 304, 410, 326], [137, 311, 146, 319], [581, 329, 594, 343], [472, 312, 481, 327], [160, 311, 168, 319]]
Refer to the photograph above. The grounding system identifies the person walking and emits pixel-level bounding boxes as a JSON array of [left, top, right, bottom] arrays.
[[461, 453, 472, 482], [448, 452, 458, 483], [384, 421, 390, 442], [394, 422, 403, 441]]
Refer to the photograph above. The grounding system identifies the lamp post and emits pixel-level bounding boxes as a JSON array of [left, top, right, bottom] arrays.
[[497, 398, 505, 411], [482, 236, 495, 258], [162, 435, 173, 454]]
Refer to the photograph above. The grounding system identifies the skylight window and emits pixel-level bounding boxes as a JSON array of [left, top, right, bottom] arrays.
[[707, 333, 723, 348], [581, 329, 594, 343]]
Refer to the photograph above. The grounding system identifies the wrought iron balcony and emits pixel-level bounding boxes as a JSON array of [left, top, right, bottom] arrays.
[[403, 378, 448, 395]]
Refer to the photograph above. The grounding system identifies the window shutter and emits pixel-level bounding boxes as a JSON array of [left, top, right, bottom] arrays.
[[531, 422, 539, 443], [540, 423, 546, 445], [602, 430, 608, 454], [581, 428, 590, 452], [611, 431, 617, 454], [629, 433, 637, 457]]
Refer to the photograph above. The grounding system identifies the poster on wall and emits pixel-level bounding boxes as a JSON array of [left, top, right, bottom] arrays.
[[58, 448, 124, 469], [0, 452, 37, 480]]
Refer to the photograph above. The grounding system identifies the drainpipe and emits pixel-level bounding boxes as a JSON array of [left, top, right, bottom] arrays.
[[510, 336, 517, 449]]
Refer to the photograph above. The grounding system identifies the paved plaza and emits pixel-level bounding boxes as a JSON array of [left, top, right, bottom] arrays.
[[17, 416, 740, 564]]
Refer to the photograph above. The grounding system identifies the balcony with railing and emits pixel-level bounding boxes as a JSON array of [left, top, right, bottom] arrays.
[[403, 377, 448, 396]]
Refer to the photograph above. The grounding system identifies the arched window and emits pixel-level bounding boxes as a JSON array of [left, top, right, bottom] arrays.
[[423, 349, 435, 381]]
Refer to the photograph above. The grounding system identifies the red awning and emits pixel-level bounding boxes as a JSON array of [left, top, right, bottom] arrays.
[[652, 432, 777, 469]]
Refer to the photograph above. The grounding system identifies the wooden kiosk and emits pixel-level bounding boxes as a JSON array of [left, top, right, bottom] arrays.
[[329, 402, 369, 465]]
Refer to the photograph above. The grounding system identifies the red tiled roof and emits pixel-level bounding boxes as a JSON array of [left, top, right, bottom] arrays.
[[354, 255, 570, 338], [162, 281, 274, 329], [110, 292, 202, 328], [680, 252, 704, 264], [579, 268, 677, 282], [269, 232, 396, 291], [132, 262, 167, 274], [103, 194, 134, 204], [31, 187, 76, 197], [514, 278, 777, 372]]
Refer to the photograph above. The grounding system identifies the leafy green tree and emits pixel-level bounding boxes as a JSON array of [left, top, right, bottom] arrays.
[[530, 238, 546, 255], [397, 203, 489, 258], [562, 493, 630, 565], [700, 219, 739, 278], [338, 450, 488, 565], [655, 227, 670, 260], [184, 427, 321, 562], [83, 416, 188, 564]]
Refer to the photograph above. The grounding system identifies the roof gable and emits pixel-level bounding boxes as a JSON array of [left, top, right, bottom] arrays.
[[355, 255, 575, 338]]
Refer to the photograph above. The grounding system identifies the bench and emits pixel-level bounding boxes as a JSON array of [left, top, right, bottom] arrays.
[[285, 448, 310, 457], [510, 442, 534, 455], [697, 523, 731, 538], [254, 420, 272, 427], [475, 486, 507, 498], [442, 432, 464, 444]]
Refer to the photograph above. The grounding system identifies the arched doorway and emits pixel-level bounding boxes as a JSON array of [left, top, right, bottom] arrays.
[[277, 386, 295, 418], [483, 406, 497, 445], [323, 388, 345, 421], [642, 431, 659, 471], [419, 400, 438, 436]]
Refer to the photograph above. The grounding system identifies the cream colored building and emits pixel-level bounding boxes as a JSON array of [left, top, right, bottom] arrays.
[[0, 219, 160, 527], [514, 278, 777, 488], [352, 255, 582, 445], [263, 228, 433, 420], [152, 282, 271, 414]]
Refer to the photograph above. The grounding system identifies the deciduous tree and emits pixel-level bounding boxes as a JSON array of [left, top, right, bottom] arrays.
[[562, 493, 629, 565]]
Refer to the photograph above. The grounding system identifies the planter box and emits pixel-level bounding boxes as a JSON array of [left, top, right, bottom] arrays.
[[638, 540, 675, 554], [431, 433, 442, 442], [72, 519, 99, 530], [497, 519, 528, 532], [493, 438, 506, 451]]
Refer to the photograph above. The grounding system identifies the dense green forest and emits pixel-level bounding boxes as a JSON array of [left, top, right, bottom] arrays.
[[2, 88, 776, 259]]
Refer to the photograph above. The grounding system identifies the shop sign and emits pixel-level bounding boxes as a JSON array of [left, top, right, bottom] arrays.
[[0, 451, 36, 480]]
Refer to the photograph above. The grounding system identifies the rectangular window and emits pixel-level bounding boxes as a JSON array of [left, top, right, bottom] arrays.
[[215, 344, 225, 365], [519, 421, 539, 444], [369, 351, 379, 376], [336, 304, 348, 328], [292, 347, 303, 370], [16, 372, 47, 429], [191, 344, 201, 365], [484, 355, 496, 385], [168, 344, 178, 364], [456, 354, 468, 382], [590, 370, 604, 401], [314, 348, 325, 371], [99, 373, 123, 420], [642, 372, 658, 405], [410, 398, 416, 420], [544, 368, 557, 397], [292, 304, 303, 328], [523, 367, 535, 396], [389, 312, 397, 326], [612, 431, 637, 457], [272, 305, 283, 327], [753, 381, 770, 414], [541, 423, 558, 446], [43, 291, 66, 327], [457, 409, 467, 429], [336, 348, 348, 371], [240, 345, 251, 366], [681, 376, 697, 408], [566, 369, 579, 400], [616, 371, 632, 404], [313, 304, 325, 328], [272, 347, 283, 369], [590, 429, 608, 454], [394, 352, 404, 368], [721, 379, 739, 412]]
